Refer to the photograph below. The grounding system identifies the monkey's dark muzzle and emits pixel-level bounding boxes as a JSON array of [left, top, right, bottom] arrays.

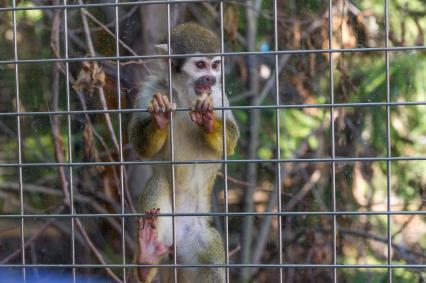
[[194, 75, 216, 95]]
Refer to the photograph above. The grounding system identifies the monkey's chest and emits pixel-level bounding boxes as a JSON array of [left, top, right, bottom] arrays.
[[163, 115, 221, 212], [167, 114, 220, 160], [173, 163, 218, 213]]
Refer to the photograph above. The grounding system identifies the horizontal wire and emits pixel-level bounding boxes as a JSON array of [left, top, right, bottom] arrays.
[[0, 211, 425, 219], [1, 263, 425, 269], [1, 156, 426, 168], [1, 46, 426, 65], [0, 0, 231, 12], [0, 101, 425, 117]]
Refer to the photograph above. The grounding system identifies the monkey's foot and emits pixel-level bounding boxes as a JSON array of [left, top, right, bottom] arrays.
[[137, 209, 169, 282], [148, 93, 176, 130], [190, 94, 215, 133]]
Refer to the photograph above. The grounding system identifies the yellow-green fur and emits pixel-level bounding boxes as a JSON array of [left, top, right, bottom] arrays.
[[129, 117, 168, 158], [170, 23, 220, 54], [203, 117, 239, 156]]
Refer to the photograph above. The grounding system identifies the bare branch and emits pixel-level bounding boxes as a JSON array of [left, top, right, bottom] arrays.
[[79, 0, 120, 153], [0, 206, 65, 264], [81, 9, 142, 59], [49, 6, 123, 281]]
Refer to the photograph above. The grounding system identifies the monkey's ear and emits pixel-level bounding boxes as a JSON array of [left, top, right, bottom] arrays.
[[155, 44, 170, 55]]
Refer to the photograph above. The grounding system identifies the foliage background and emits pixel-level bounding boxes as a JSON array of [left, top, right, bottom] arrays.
[[0, 0, 425, 282]]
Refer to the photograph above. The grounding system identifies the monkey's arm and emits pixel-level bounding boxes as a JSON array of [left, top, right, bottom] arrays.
[[129, 82, 173, 158], [190, 95, 239, 156], [202, 111, 239, 156], [129, 114, 168, 158]]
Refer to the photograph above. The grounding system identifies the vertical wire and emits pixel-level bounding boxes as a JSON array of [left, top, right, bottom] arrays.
[[219, 2, 230, 282], [114, 1, 127, 281], [166, 4, 178, 282], [273, 0, 283, 282], [63, 1, 76, 282], [12, 1, 26, 281], [384, 0, 392, 282], [328, 1, 337, 282]]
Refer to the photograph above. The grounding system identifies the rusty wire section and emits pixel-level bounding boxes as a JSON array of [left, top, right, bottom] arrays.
[[1, 1, 426, 283]]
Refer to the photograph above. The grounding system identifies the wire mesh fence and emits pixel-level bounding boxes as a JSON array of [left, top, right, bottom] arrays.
[[0, 0, 425, 282]]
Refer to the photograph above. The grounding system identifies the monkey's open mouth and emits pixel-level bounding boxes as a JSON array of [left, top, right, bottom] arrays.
[[194, 85, 212, 96]]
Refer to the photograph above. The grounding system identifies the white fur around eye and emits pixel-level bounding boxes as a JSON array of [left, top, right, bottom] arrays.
[[182, 58, 210, 77], [182, 57, 222, 80]]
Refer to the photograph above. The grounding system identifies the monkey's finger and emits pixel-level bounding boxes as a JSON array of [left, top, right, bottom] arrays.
[[149, 211, 156, 228], [204, 111, 213, 121], [147, 103, 154, 114], [139, 222, 149, 238], [148, 209, 155, 219], [194, 99, 202, 111], [171, 103, 177, 112], [143, 224, 152, 243], [152, 100, 160, 113], [202, 101, 210, 112], [199, 99, 207, 111], [155, 94, 166, 112], [201, 98, 212, 112], [191, 112, 199, 123], [161, 94, 170, 103], [192, 111, 199, 122], [155, 243, 169, 256], [161, 95, 171, 110], [152, 209, 159, 220], [207, 97, 214, 111], [154, 92, 163, 103], [191, 99, 200, 111], [196, 112, 203, 126], [144, 217, 150, 230], [145, 217, 152, 231], [190, 111, 197, 122]]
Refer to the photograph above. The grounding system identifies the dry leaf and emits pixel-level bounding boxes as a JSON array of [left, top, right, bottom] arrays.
[[73, 61, 105, 94]]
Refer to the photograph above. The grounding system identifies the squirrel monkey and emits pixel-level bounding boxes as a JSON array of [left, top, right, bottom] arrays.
[[129, 23, 239, 283]]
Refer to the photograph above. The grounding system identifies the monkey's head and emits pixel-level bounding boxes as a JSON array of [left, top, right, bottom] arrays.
[[156, 23, 222, 105]]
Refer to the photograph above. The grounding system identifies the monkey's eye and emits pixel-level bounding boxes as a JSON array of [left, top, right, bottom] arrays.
[[212, 60, 221, 69], [195, 61, 206, 69]]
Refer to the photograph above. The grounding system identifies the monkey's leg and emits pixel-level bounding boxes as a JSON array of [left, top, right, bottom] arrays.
[[193, 226, 226, 283], [137, 209, 169, 283], [136, 178, 173, 283]]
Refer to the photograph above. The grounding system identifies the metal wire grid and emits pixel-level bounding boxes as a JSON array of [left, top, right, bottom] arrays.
[[1, 1, 426, 283], [327, 1, 337, 282]]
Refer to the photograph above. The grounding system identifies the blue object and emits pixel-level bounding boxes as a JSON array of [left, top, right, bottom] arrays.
[[0, 269, 109, 283], [260, 41, 270, 52]]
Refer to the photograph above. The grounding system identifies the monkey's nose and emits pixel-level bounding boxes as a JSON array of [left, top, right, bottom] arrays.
[[196, 75, 216, 86]]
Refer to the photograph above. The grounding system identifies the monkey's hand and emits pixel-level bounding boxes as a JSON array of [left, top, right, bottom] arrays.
[[190, 94, 215, 133], [137, 209, 169, 282], [148, 93, 176, 130]]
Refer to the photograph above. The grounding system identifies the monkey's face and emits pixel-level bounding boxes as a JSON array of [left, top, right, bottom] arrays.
[[178, 56, 222, 105]]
